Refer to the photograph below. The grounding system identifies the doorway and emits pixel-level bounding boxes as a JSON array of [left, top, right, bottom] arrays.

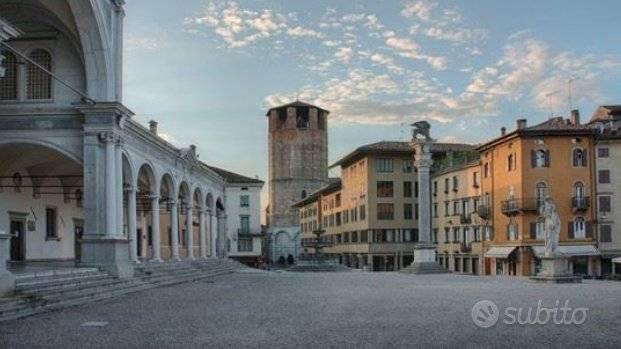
[[10, 220, 25, 261], [73, 219, 84, 263]]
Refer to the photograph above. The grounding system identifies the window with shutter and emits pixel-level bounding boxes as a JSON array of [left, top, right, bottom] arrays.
[[598, 170, 611, 184], [600, 225, 612, 242], [544, 150, 551, 167], [599, 196, 611, 213], [568, 221, 574, 239]]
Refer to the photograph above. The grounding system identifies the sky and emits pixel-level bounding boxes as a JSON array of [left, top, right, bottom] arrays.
[[123, 0, 621, 185]]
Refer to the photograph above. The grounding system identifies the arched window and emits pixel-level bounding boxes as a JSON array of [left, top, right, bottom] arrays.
[[531, 149, 549, 168], [574, 182, 585, 198], [573, 217, 586, 239], [572, 148, 586, 167], [27, 49, 52, 100], [536, 182, 547, 208], [0, 50, 18, 100]]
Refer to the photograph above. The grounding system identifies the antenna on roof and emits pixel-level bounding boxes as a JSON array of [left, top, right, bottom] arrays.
[[567, 76, 579, 113], [545, 90, 561, 117]]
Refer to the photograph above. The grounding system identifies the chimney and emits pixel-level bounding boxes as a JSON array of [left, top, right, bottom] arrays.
[[570, 109, 580, 125], [501, 127, 506, 136], [149, 120, 158, 135], [516, 119, 527, 130]]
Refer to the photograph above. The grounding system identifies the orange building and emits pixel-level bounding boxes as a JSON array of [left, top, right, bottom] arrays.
[[477, 112, 599, 276]]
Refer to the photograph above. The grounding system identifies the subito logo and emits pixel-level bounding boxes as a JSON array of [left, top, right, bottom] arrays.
[[471, 300, 499, 328]]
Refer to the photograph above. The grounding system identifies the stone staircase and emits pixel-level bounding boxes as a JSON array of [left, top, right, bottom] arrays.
[[0, 258, 245, 322]]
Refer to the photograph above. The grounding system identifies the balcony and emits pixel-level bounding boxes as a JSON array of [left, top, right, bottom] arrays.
[[460, 214, 472, 225], [572, 196, 590, 212], [476, 205, 490, 219], [461, 242, 472, 252], [237, 228, 262, 237], [501, 198, 538, 216]]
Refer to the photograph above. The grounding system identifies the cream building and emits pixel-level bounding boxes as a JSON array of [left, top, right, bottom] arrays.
[[432, 155, 484, 274], [589, 105, 621, 276]]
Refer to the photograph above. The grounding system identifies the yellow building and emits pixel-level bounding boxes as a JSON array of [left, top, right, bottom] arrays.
[[477, 114, 598, 276], [294, 141, 473, 271]]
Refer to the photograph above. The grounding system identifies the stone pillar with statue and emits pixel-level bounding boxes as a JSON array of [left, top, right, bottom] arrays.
[[401, 121, 447, 274]]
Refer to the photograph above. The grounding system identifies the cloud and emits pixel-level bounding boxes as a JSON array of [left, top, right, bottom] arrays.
[[424, 26, 487, 43], [370, 53, 404, 74], [287, 26, 323, 38], [385, 36, 447, 70], [401, 1, 437, 21], [335, 47, 353, 62], [126, 35, 161, 51]]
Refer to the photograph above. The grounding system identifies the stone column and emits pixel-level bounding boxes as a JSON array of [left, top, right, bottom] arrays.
[[115, 140, 123, 237], [126, 186, 138, 263], [0, 231, 15, 296], [199, 209, 207, 259], [102, 132, 117, 236], [185, 203, 194, 260], [150, 194, 162, 262], [401, 123, 446, 274], [209, 210, 215, 257], [170, 200, 180, 261]]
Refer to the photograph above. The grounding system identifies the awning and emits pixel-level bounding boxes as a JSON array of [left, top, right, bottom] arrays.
[[613, 257, 621, 264], [484, 246, 517, 258], [530, 245, 600, 258]]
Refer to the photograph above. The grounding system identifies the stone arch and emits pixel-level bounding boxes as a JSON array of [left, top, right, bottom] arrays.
[[0, 138, 82, 165], [193, 187, 204, 210]]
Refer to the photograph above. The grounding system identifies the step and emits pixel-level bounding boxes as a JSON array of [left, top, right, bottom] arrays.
[[17, 274, 112, 292], [21, 277, 126, 298], [40, 279, 146, 303], [16, 271, 108, 287], [13, 267, 100, 281]]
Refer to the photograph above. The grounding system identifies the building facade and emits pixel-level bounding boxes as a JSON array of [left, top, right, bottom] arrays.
[[589, 106, 621, 276], [265, 101, 329, 264], [0, 0, 261, 292], [477, 115, 598, 277], [295, 141, 474, 271], [207, 166, 264, 265], [432, 157, 484, 274]]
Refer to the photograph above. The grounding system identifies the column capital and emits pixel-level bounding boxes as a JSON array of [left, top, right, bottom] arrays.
[[98, 131, 118, 144], [123, 184, 137, 193], [147, 194, 160, 201]]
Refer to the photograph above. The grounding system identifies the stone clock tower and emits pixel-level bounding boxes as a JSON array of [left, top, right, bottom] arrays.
[[265, 101, 329, 263]]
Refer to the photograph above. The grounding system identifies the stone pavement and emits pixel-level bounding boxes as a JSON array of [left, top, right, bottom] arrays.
[[0, 270, 620, 348]]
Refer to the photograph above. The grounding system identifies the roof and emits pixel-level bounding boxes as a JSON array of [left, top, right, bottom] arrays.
[[206, 165, 264, 185], [477, 117, 594, 151], [589, 105, 621, 124], [265, 100, 330, 116], [330, 141, 474, 168], [433, 158, 481, 177], [292, 178, 341, 208]]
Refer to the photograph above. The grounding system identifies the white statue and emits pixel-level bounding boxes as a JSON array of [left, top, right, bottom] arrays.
[[540, 196, 560, 257]]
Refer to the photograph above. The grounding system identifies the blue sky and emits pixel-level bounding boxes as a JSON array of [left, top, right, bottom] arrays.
[[123, 0, 621, 183]]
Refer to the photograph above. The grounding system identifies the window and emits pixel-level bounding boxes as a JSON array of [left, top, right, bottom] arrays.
[[335, 193, 341, 207], [473, 172, 480, 187], [239, 216, 250, 234], [536, 182, 547, 208], [453, 228, 460, 242], [508, 153, 516, 171], [444, 202, 450, 217], [329, 214, 334, 227], [414, 182, 419, 198], [599, 196, 611, 213], [240, 195, 249, 207], [598, 147, 610, 158], [532, 149, 549, 168], [336, 212, 342, 226], [531, 218, 544, 240], [402, 159, 413, 173], [376, 158, 393, 172], [444, 228, 450, 243], [238, 237, 253, 252], [46, 207, 58, 239], [403, 181, 412, 198], [27, 49, 52, 100], [433, 203, 438, 218], [484, 226, 493, 241], [0, 51, 18, 100], [404, 203, 413, 220], [600, 225, 612, 243], [574, 182, 585, 199], [444, 178, 449, 193], [452, 176, 458, 192], [359, 205, 366, 220], [572, 217, 586, 239], [453, 201, 460, 215], [599, 170, 611, 184], [415, 204, 419, 220], [572, 148, 586, 167], [433, 181, 438, 196], [484, 162, 489, 178], [377, 181, 394, 197], [507, 223, 518, 241], [377, 203, 394, 220]]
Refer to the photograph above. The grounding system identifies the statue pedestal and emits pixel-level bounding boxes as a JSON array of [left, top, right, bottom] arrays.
[[400, 244, 447, 274], [531, 254, 581, 283]]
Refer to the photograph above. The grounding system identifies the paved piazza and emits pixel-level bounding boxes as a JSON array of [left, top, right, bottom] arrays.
[[1, 271, 620, 348]]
